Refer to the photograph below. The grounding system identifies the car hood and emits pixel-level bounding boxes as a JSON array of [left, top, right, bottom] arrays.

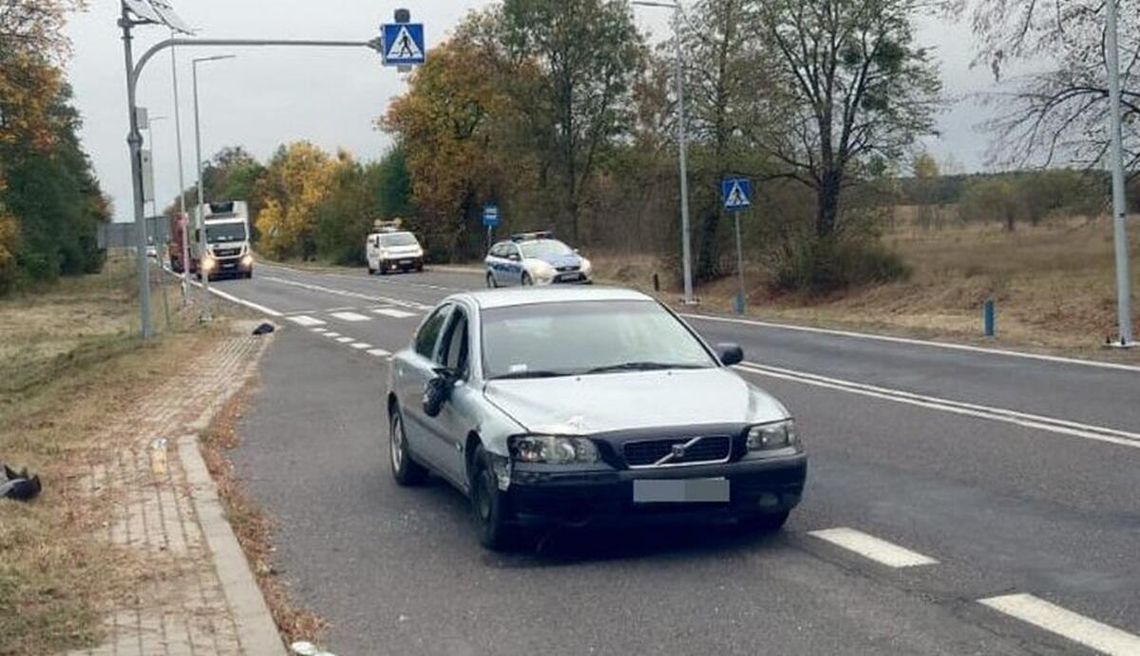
[[534, 252, 581, 268], [483, 368, 788, 434]]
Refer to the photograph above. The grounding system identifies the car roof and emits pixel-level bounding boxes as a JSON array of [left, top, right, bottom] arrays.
[[455, 286, 654, 310]]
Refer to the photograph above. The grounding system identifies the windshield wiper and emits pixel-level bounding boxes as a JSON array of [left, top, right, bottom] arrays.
[[490, 370, 569, 380], [585, 361, 706, 374]]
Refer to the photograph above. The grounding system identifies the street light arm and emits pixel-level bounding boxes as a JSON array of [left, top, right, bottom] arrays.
[[131, 37, 383, 91]]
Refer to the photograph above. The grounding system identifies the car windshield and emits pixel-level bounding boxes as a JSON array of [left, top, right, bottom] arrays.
[[381, 232, 418, 247], [206, 223, 246, 243], [519, 239, 572, 259], [481, 300, 716, 379]]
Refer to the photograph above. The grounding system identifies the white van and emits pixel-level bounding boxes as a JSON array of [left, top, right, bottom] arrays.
[[366, 230, 425, 275]]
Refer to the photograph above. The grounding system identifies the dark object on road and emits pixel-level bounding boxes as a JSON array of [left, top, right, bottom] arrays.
[[252, 323, 275, 335], [1, 464, 42, 502]]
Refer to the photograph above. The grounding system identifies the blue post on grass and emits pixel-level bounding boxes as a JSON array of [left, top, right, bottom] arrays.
[[983, 298, 996, 338]]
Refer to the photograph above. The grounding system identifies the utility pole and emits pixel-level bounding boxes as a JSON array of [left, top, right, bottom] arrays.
[[170, 27, 192, 303], [1105, 0, 1135, 347], [192, 55, 234, 323], [633, 1, 694, 304], [120, 3, 154, 340]]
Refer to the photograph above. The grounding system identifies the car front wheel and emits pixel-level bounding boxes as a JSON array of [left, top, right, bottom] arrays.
[[470, 446, 516, 550], [521, 272, 533, 286], [486, 272, 497, 288], [389, 408, 427, 486]]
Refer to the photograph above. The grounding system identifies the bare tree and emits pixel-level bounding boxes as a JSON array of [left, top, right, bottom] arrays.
[[755, 0, 941, 239]]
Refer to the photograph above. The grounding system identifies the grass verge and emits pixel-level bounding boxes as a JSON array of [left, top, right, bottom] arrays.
[[0, 257, 212, 656], [199, 380, 328, 647]]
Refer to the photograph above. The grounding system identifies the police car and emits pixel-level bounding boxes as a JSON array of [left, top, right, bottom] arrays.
[[484, 232, 593, 287]]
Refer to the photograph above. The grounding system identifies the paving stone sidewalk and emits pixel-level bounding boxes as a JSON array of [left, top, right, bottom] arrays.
[[67, 322, 285, 656]]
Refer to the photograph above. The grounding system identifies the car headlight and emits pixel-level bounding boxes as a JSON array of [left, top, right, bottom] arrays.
[[241, 253, 253, 267], [509, 435, 599, 464], [531, 262, 556, 280], [580, 257, 593, 276], [746, 420, 797, 450]]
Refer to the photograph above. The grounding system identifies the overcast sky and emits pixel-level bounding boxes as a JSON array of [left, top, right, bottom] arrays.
[[65, 2, 996, 223]]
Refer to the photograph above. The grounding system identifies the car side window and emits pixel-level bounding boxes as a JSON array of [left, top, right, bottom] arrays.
[[507, 245, 521, 261], [414, 306, 451, 359], [438, 310, 470, 375], [489, 244, 503, 258]]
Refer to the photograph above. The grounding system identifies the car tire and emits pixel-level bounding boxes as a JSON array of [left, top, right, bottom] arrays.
[[486, 272, 497, 289], [521, 272, 533, 286], [470, 445, 516, 551], [367, 265, 375, 275], [389, 408, 428, 486], [739, 510, 790, 534]]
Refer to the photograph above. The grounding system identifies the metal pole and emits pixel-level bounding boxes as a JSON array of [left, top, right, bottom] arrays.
[[121, 7, 154, 340], [1105, 0, 1135, 346], [170, 28, 192, 303], [193, 59, 213, 322], [674, 4, 695, 305], [734, 210, 745, 315]]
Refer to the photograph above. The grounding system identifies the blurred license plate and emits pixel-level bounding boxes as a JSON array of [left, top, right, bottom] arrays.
[[400, 259, 412, 265], [633, 478, 729, 503], [558, 273, 581, 282]]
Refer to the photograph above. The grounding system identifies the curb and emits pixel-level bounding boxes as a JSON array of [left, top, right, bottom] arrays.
[[181, 326, 288, 656]]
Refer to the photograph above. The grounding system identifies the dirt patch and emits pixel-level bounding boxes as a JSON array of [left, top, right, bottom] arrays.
[[199, 381, 328, 647]]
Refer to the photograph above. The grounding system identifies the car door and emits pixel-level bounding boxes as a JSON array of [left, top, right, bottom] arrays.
[[486, 243, 504, 285], [397, 304, 452, 470], [426, 306, 477, 486], [505, 243, 524, 286], [366, 234, 380, 269]]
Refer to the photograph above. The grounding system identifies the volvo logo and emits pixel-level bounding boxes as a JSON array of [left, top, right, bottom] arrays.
[[671, 443, 688, 459]]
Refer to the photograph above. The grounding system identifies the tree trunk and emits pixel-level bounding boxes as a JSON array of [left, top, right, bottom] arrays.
[[696, 208, 721, 281], [817, 169, 842, 238]]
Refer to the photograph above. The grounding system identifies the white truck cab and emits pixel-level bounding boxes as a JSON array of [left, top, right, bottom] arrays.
[[366, 227, 425, 275], [198, 201, 254, 280]]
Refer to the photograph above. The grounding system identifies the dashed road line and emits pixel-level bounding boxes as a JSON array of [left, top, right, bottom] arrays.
[[335, 337, 355, 344], [287, 315, 326, 327], [979, 594, 1140, 656], [350, 342, 372, 350], [311, 328, 328, 334], [736, 362, 1140, 449], [367, 348, 392, 358], [323, 332, 341, 338], [807, 527, 938, 568], [330, 311, 372, 322], [261, 275, 425, 310], [373, 307, 418, 319]]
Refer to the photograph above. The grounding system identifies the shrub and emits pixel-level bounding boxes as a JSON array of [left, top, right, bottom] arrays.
[[769, 236, 910, 295]]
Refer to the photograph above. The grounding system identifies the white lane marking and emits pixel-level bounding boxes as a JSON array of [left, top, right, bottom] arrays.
[[372, 308, 417, 319], [262, 275, 425, 310], [287, 315, 326, 327], [350, 342, 372, 350], [330, 311, 372, 322], [336, 337, 355, 344], [979, 594, 1140, 656], [258, 262, 465, 292], [736, 362, 1140, 449], [367, 348, 391, 357], [685, 313, 1140, 374], [186, 280, 284, 317], [311, 328, 328, 334], [808, 528, 938, 568], [323, 332, 341, 338]]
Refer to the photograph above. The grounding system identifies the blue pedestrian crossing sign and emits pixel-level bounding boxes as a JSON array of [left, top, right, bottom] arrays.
[[722, 178, 752, 210], [483, 204, 500, 228], [382, 23, 426, 66]]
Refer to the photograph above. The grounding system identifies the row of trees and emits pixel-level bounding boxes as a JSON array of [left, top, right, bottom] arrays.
[[0, 0, 110, 293], [380, 0, 941, 291]]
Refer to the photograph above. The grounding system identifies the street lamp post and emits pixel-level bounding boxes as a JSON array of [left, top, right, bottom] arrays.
[[633, 0, 695, 304], [192, 54, 235, 323], [1105, 0, 1135, 347]]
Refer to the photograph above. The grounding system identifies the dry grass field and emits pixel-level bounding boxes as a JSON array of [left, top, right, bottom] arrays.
[[592, 216, 1140, 361]]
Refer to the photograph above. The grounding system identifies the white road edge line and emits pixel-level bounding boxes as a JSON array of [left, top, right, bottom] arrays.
[[736, 362, 1140, 449], [685, 313, 1140, 373], [186, 279, 283, 317], [807, 527, 938, 568], [979, 593, 1140, 656]]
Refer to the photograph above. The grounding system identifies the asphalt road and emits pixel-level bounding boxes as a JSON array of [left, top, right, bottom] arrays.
[[211, 262, 1140, 656]]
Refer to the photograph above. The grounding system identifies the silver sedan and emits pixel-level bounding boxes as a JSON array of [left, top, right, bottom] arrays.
[[385, 287, 807, 550]]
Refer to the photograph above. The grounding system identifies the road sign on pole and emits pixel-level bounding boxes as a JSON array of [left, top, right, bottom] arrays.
[[483, 204, 500, 252], [722, 177, 752, 315], [382, 23, 425, 66], [722, 177, 752, 211]]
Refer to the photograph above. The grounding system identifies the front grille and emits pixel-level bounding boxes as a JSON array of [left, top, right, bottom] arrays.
[[556, 265, 580, 272], [215, 248, 241, 258], [623, 436, 732, 468]]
